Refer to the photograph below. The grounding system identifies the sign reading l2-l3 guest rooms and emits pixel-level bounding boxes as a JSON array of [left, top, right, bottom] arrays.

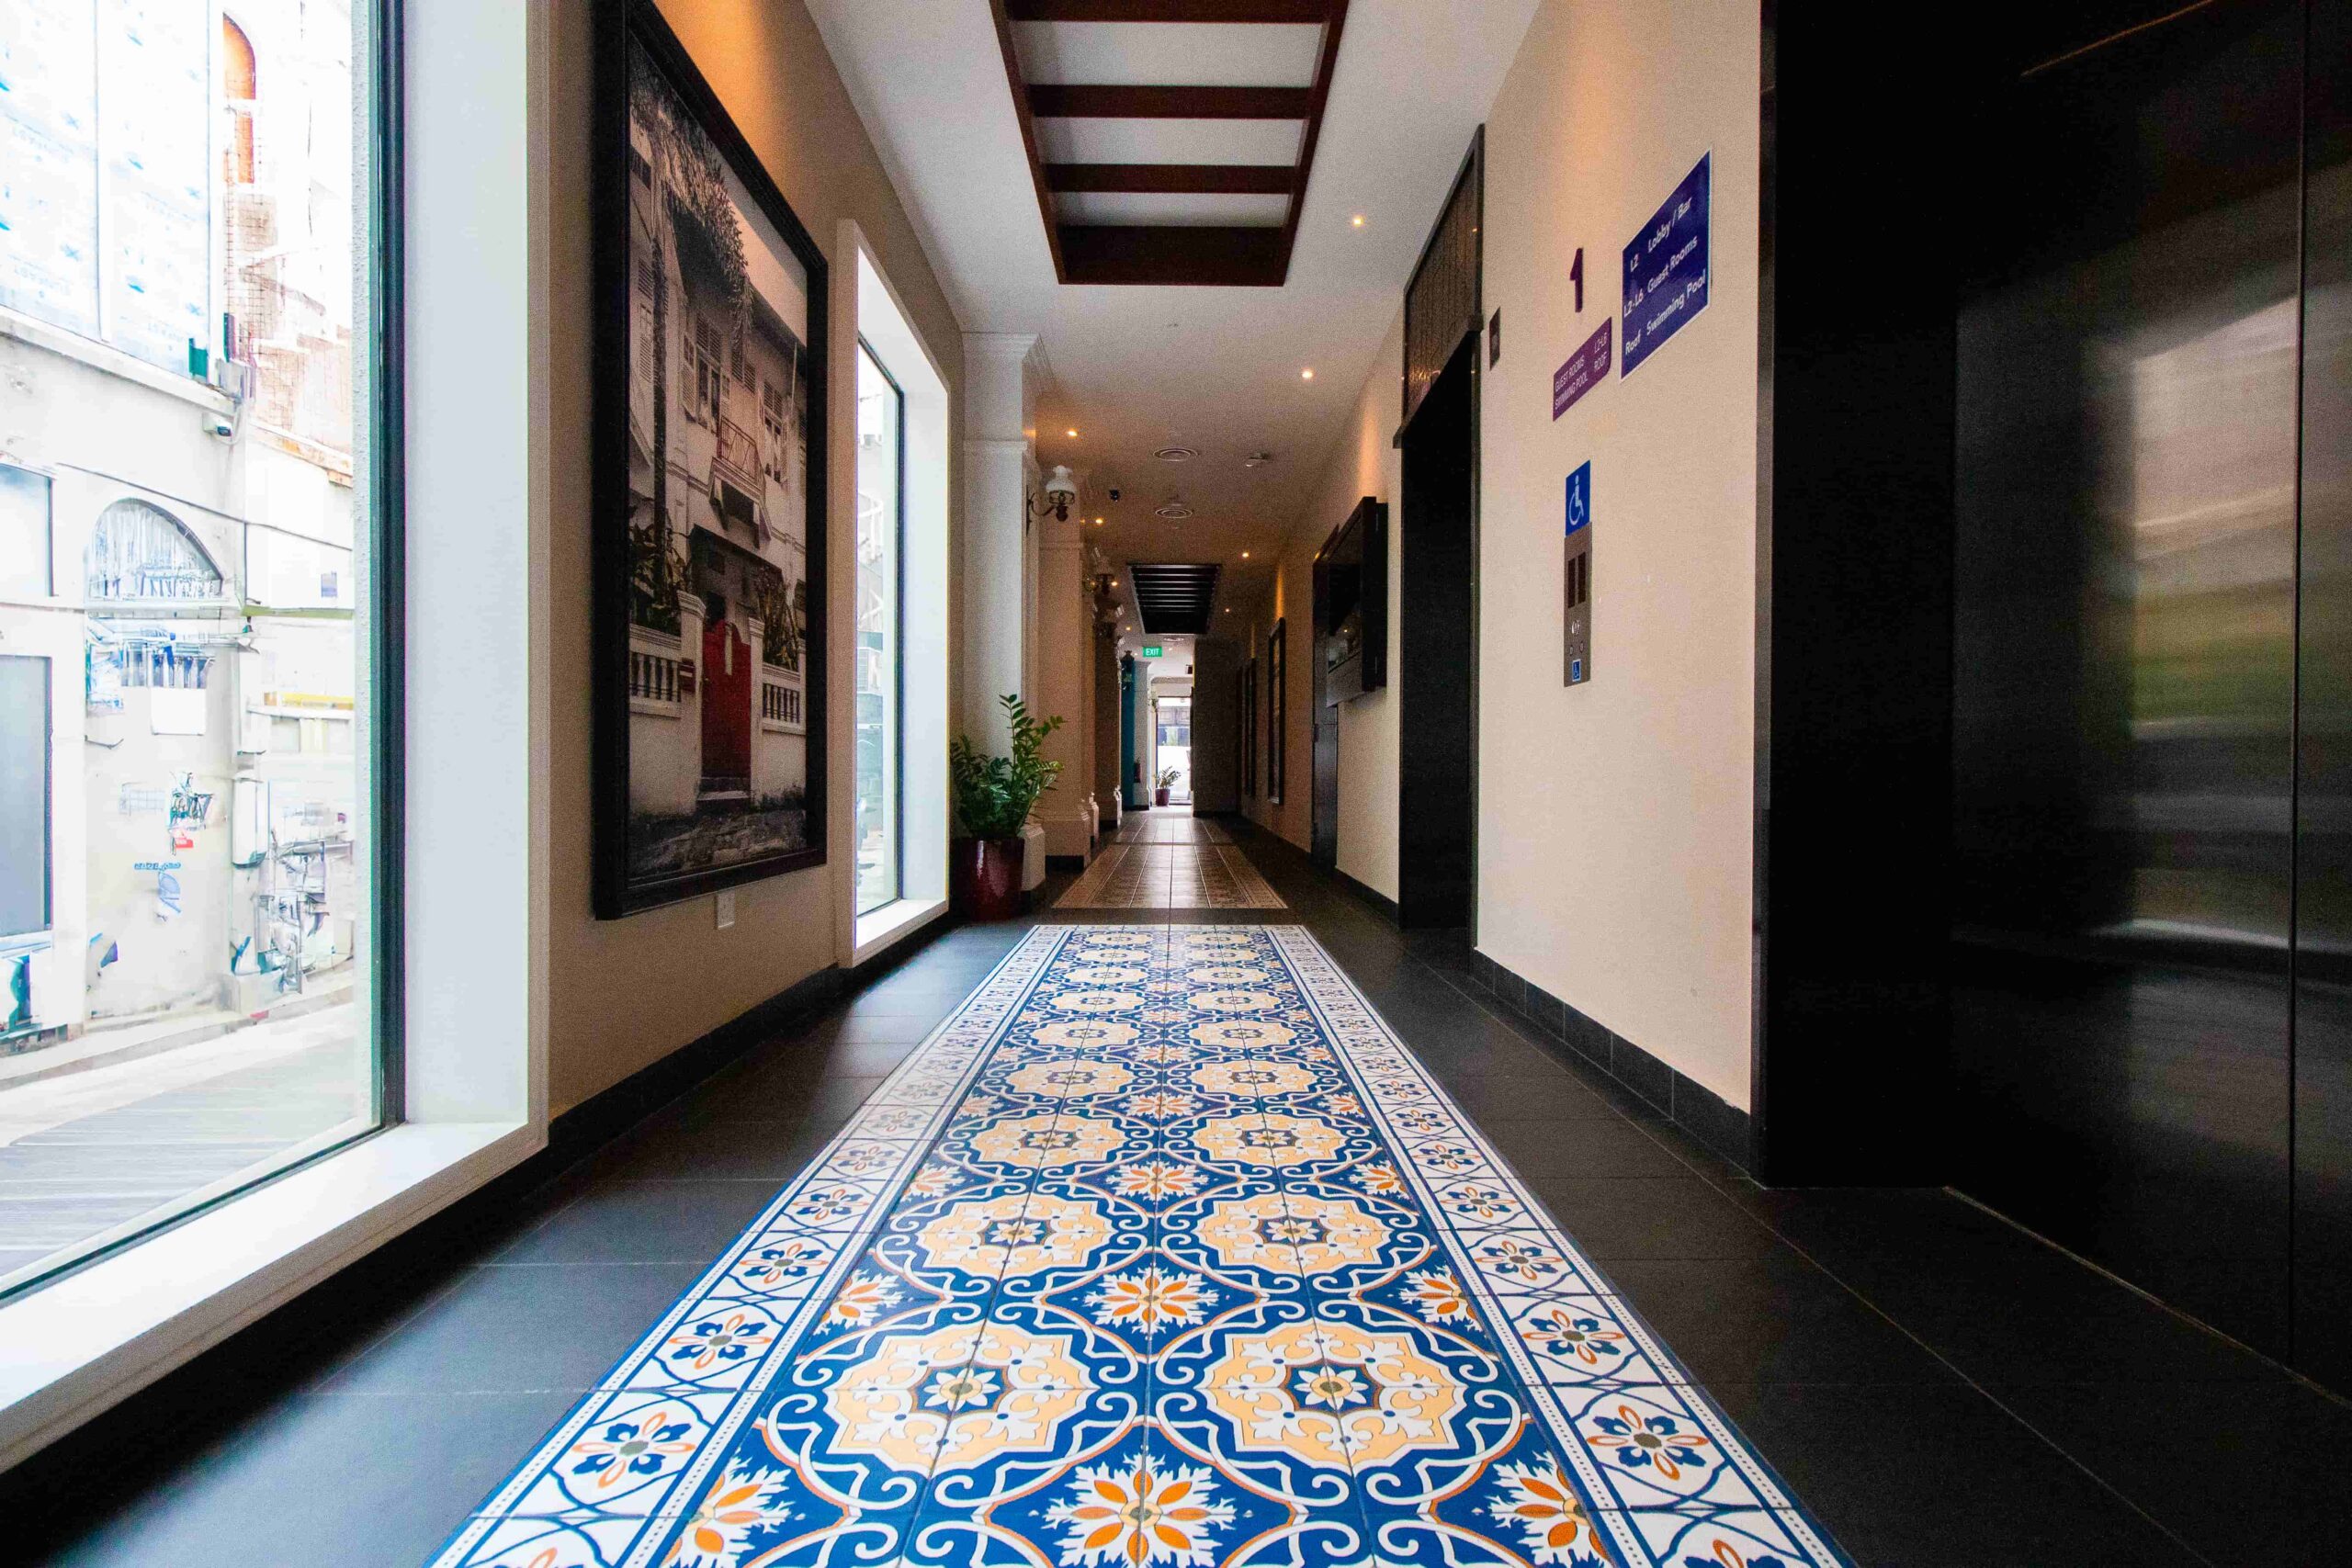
[[429, 925, 1852, 1568]]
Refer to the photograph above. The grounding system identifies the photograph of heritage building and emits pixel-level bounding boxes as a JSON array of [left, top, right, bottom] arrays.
[[622, 41, 814, 883]]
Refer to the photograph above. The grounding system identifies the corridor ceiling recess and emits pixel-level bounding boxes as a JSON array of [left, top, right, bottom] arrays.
[[991, 0, 1351, 289], [806, 0, 1542, 622]]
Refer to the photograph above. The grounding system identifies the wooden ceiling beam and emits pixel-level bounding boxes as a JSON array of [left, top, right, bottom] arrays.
[[1028, 84, 1311, 119], [1058, 225, 1288, 287], [1046, 163, 1295, 195], [1006, 1, 1331, 19]]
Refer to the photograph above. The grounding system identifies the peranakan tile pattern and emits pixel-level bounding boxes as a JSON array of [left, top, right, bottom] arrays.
[[428, 927, 1848, 1568], [1114, 814, 1233, 844], [1057, 846, 1283, 910]]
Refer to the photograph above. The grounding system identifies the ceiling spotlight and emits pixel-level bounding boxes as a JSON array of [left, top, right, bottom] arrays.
[[1240, 550, 1251, 559], [1093, 516, 1104, 525], [1300, 367, 1315, 380], [1111, 579, 1120, 588], [1351, 214, 1365, 228], [1066, 428, 1079, 439]]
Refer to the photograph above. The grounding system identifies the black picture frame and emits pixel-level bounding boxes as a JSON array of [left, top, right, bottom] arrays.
[[593, 0, 830, 918], [1267, 620, 1287, 806], [1238, 657, 1258, 800]]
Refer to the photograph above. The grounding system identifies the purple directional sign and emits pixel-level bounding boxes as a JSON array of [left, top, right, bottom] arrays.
[[1621, 152, 1711, 376]]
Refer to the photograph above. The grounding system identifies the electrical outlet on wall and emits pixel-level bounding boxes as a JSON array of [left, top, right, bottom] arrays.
[[716, 889, 736, 930]]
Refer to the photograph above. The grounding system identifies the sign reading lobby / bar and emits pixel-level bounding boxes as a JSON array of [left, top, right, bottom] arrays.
[[1620, 152, 1711, 377]]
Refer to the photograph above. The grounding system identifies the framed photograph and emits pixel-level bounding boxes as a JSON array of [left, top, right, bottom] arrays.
[[1267, 620, 1287, 805], [594, 1, 829, 918]]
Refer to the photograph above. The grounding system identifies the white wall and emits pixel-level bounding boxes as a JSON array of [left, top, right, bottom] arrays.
[[1476, 0, 1761, 1107]]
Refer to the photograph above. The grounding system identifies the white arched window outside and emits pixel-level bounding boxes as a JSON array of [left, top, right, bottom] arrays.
[[84, 500, 227, 604]]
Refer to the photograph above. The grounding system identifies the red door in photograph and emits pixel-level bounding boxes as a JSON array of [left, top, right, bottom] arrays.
[[701, 620, 752, 785]]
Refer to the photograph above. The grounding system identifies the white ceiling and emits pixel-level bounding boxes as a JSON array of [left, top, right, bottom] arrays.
[[804, 0, 1542, 633]]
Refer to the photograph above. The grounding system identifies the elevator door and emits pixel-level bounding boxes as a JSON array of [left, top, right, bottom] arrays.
[[1951, 1, 2303, 1357], [1397, 339, 1477, 929]]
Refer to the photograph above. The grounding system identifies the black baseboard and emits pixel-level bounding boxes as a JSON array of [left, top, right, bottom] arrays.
[[1332, 867, 1398, 923], [1466, 952, 1754, 1172], [1046, 854, 1087, 874], [0, 914, 954, 1506]]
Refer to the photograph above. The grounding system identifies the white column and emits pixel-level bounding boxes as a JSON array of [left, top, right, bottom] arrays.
[[1034, 509, 1092, 861], [959, 333, 1036, 756]]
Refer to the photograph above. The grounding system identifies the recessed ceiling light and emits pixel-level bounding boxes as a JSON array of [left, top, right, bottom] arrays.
[[1241, 550, 1251, 559], [1066, 429, 1079, 438], [1300, 367, 1315, 380], [1351, 214, 1365, 228]]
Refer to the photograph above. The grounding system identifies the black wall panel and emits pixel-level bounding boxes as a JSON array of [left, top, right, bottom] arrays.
[[2294, 0, 2352, 1393], [1951, 0, 2305, 1358]]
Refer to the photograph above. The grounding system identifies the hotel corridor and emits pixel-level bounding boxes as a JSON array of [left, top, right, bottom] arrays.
[[14, 825, 2332, 1568]]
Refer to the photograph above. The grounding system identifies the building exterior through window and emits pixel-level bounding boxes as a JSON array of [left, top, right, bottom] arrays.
[[854, 341, 904, 915], [0, 0, 388, 1298]]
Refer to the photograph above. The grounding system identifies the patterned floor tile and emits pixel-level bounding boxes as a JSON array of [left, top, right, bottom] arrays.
[[425, 927, 1851, 1568], [1056, 832, 1285, 911]]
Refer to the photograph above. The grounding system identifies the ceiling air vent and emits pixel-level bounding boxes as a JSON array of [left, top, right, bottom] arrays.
[[1154, 502, 1196, 520], [1128, 562, 1221, 636], [1154, 446, 1199, 463]]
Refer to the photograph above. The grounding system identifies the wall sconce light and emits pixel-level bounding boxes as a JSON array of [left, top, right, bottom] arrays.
[[1042, 464, 1079, 522]]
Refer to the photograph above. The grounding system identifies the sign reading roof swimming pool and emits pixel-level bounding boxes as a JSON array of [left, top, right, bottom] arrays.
[[1620, 152, 1711, 377]]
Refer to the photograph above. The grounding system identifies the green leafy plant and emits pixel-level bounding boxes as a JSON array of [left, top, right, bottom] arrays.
[[950, 694, 1064, 840], [1156, 765, 1181, 790]]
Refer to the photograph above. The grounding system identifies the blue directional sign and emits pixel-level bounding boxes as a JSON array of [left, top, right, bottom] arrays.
[[1566, 461, 1592, 536], [1620, 152, 1711, 376]]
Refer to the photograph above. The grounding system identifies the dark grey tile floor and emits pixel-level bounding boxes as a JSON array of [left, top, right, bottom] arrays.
[[6, 814, 2348, 1566]]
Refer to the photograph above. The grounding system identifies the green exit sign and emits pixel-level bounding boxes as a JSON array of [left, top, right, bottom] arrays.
[[1142, 645, 1163, 658]]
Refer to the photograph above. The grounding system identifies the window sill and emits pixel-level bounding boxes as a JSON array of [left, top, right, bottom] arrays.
[[853, 897, 947, 967], [0, 1118, 537, 1471]]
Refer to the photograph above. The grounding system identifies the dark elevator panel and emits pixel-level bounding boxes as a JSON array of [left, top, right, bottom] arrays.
[[1398, 339, 1477, 930], [1951, 1, 2302, 1357], [2295, 0, 2352, 1393]]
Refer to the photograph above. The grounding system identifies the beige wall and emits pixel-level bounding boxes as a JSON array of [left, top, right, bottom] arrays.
[[1242, 306, 1406, 895], [1328, 311, 1406, 899], [545, 0, 963, 1114], [1238, 542, 1313, 852], [1476, 0, 1761, 1106]]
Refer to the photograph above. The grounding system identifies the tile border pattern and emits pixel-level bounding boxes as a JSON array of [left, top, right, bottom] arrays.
[[428, 926, 1846, 1567], [425, 930, 1059, 1567], [1271, 928, 1845, 1567]]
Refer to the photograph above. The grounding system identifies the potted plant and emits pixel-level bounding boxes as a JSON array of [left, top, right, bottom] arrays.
[[948, 694, 1064, 919], [1154, 764, 1179, 807]]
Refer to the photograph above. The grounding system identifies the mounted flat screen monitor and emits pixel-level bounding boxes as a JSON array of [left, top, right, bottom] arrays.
[[1316, 497, 1387, 707]]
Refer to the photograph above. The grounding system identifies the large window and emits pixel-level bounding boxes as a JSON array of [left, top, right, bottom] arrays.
[[854, 341, 904, 915], [0, 1, 395, 1297]]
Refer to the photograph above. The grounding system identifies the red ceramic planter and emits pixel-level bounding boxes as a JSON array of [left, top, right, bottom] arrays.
[[951, 836, 1025, 920]]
